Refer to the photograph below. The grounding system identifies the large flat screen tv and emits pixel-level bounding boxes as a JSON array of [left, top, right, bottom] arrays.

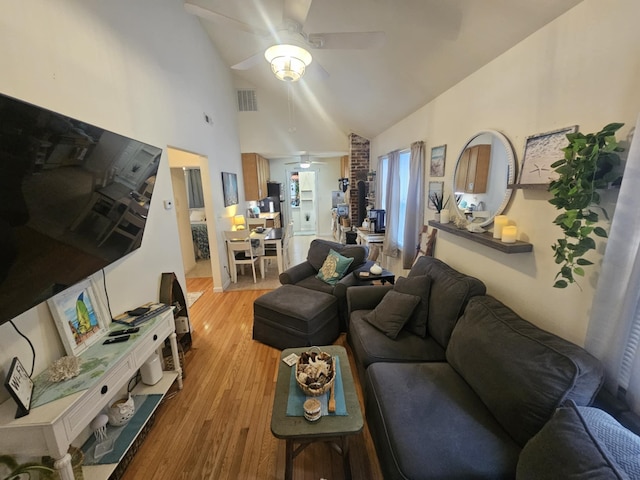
[[0, 92, 162, 326]]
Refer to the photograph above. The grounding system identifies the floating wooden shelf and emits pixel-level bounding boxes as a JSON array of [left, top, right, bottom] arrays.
[[428, 220, 533, 254]]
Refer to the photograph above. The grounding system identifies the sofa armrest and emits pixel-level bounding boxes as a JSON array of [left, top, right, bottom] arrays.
[[347, 285, 393, 314], [279, 261, 317, 285]]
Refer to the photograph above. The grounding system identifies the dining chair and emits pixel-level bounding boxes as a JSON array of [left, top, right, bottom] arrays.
[[97, 198, 148, 253], [247, 217, 267, 230], [223, 230, 262, 283]]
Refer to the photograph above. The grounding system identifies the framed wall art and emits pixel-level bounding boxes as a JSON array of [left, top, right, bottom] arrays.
[[427, 181, 444, 210], [430, 145, 446, 177], [221, 171, 239, 207], [47, 278, 110, 356], [517, 125, 578, 186]]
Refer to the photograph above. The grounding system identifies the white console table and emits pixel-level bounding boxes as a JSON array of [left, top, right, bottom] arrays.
[[0, 309, 182, 480]]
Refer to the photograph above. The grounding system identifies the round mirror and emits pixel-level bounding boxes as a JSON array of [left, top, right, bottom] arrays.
[[452, 130, 515, 227]]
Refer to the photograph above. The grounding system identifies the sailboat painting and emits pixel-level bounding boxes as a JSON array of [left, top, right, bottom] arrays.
[[47, 279, 109, 356]]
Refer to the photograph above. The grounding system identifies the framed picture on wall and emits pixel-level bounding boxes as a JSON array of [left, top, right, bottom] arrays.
[[427, 181, 444, 210], [518, 125, 578, 186], [221, 171, 239, 207], [430, 145, 446, 177], [47, 278, 110, 356]]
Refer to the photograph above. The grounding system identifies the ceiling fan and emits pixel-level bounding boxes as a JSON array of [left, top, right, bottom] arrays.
[[184, 0, 385, 77], [285, 155, 326, 168]]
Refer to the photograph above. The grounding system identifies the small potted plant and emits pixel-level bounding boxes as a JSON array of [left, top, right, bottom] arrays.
[[429, 192, 449, 221]]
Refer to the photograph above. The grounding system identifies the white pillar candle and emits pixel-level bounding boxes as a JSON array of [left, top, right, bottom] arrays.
[[493, 215, 509, 239], [501, 225, 517, 243], [440, 210, 450, 224]]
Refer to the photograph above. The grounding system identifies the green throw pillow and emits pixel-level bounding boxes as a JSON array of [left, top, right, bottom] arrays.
[[316, 249, 354, 285], [363, 290, 421, 339]]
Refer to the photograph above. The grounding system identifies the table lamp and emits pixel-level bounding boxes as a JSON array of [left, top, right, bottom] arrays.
[[233, 214, 246, 230]]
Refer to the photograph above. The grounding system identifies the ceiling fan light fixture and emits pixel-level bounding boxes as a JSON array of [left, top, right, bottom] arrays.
[[264, 44, 312, 82], [299, 161, 311, 168]]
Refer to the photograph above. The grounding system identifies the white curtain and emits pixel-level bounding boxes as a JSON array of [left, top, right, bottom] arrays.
[[402, 141, 425, 269], [383, 150, 401, 258], [586, 113, 640, 413]]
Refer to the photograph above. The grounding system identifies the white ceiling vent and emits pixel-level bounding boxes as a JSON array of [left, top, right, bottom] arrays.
[[237, 89, 258, 112]]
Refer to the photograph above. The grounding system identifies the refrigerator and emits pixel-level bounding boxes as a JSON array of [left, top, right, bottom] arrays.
[[262, 181, 285, 226]]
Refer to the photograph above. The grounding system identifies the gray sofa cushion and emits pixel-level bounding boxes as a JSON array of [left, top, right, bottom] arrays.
[[366, 362, 521, 479], [348, 310, 446, 384], [447, 295, 605, 446], [517, 401, 640, 479], [363, 290, 421, 339], [393, 275, 431, 337], [409, 256, 486, 348]]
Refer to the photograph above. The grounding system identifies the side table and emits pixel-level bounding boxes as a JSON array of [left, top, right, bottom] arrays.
[[271, 346, 363, 480], [353, 268, 395, 285]]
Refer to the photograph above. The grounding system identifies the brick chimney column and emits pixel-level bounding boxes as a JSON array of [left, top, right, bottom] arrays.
[[348, 133, 370, 227]]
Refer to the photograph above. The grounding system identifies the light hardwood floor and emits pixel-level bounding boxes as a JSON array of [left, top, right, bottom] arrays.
[[120, 277, 384, 480]]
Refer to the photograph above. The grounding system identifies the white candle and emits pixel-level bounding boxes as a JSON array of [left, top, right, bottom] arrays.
[[493, 215, 509, 239], [501, 225, 517, 243]]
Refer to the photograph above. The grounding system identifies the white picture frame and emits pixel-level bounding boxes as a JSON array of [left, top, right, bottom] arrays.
[[47, 278, 110, 356], [518, 125, 578, 185], [430, 145, 446, 177]]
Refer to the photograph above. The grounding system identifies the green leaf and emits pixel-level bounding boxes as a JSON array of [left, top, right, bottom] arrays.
[[573, 267, 585, 277], [554, 280, 568, 288], [580, 236, 596, 249], [593, 226, 608, 238], [576, 258, 594, 266], [550, 159, 566, 168]]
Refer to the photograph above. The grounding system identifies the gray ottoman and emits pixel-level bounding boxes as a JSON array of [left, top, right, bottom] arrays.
[[253, 285, 340, 350]]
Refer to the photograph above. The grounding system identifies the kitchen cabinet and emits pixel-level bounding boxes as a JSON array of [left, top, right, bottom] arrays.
[[242, 153, 270, 200], [454, 144, 491, 194]]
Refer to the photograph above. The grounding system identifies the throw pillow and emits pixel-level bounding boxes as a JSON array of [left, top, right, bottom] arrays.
[[316, 249, 354, 285], [516, 400, 640, 479], [393, 275, 431, 337], [363, 290, 421, 339]]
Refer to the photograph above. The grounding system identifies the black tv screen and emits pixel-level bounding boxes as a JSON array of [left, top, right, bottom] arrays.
[[0, 93, 162, 326]]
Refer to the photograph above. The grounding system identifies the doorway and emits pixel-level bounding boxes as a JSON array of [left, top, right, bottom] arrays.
[[167, 147, 223, 293], [289, 170, 317, 235]]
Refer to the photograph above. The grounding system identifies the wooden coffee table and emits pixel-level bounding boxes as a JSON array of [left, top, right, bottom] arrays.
[[271, 345, 363, 480]]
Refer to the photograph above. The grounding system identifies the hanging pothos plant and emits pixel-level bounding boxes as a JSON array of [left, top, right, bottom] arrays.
[[548, 122, 625, 289]]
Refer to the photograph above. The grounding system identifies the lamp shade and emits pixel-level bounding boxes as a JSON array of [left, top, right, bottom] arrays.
[[233, 214, 246, 230], [264, 44, 312, 82]]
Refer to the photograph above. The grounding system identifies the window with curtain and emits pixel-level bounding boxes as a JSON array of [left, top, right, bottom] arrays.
[[587, 113, 640, 417], [378, 150, 410, 248], [185, 168, 204, 209]]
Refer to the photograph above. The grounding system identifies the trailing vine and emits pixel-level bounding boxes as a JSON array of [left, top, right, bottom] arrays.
[[548, 123, 624, 289]]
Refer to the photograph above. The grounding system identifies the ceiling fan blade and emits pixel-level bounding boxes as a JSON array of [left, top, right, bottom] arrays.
[[308, 31, 386, 49], [306, 60, 330, 80], [184, 2, 269, 37], [231, 52, 264, 70], [283, 0, 313, 28]]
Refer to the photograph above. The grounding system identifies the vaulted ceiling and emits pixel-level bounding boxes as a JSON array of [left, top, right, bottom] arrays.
[[186, 0, 583, 144]]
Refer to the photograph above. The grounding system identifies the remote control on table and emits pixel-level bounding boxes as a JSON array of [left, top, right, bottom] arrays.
[[109, 327, 140, 336], [103, 335, 130, 344]]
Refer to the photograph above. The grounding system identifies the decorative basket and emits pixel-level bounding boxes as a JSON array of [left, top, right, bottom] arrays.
[[295, 347, 335, 397]]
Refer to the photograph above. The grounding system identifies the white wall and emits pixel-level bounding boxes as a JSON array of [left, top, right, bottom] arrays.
[[235, 78, 348, 156], [372, 0, 640, 346], [0, 0, 242, 399]]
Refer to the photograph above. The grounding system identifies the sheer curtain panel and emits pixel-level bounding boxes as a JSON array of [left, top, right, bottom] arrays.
[[402, 141, 425, 269], [383, 150, 400, 258], [586, 113, 640, 414]]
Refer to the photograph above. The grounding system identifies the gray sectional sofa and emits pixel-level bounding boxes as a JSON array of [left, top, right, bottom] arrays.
[[345, 256, 640, 479]]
